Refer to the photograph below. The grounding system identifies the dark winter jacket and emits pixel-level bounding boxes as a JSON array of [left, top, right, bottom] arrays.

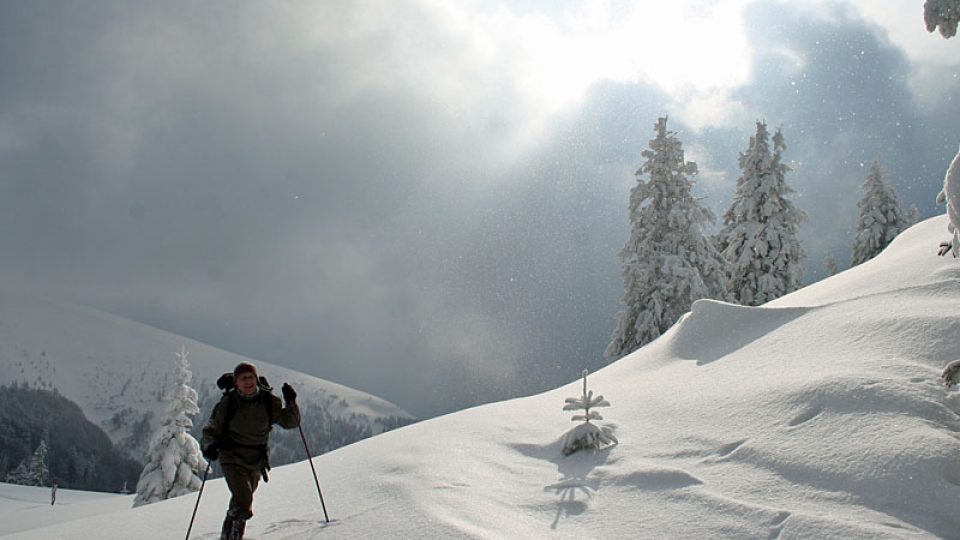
[[202, 387, 300, 471]]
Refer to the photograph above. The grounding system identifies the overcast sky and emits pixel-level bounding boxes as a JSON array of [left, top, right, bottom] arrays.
[[1, 0, 958, 417]]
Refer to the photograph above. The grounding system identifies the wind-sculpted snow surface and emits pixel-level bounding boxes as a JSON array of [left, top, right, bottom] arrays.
[[6, 216, 960, 539], [665, 299, 809, 365]]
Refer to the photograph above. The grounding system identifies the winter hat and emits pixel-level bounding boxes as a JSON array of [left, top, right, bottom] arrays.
[[233, 362, 258, 380]]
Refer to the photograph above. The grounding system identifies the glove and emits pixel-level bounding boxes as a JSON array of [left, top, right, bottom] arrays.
[[281, 382, 297, 403], [202, 444, 219, 461]]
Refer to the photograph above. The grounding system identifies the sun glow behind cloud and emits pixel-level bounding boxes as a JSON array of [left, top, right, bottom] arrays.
[[411, 0, 958, 141], [501, 0, 754, 109], [290, 0, 760, 161], [377, 0, 758, 158]]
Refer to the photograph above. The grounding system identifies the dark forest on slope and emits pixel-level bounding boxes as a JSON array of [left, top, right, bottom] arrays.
[[0, 384, 141, 492]]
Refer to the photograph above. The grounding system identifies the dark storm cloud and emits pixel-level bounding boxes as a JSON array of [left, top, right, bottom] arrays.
[[0, 1, 497, 415], [1, 0, 651, 416]]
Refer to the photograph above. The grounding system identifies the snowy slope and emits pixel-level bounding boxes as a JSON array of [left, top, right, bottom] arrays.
[[0, 294, 413, 459], [0, 483, 133, 537], [6, 215, 960, 539]]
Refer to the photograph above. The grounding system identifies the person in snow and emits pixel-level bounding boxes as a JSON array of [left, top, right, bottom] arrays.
[[202, 362, 300, 540], [50, 477, 57, 506]]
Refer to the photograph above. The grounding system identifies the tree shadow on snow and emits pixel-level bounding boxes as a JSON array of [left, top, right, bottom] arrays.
[[512, 440, 616, 530]]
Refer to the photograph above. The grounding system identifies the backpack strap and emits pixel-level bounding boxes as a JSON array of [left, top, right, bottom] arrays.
[[222, 390, 240, 434], [264, 387, 278, 425]]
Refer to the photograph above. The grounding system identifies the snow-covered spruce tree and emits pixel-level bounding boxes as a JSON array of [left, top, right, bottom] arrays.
[[937, 147, 960, 257], [823, 252, 839, 277], [606, 117, 728, 359], [851, 159, 911, 266], [925, 0, 960, 38], [718, 122, 805, 306], [133, 345, 207, 507], [906, 204, 921, 229], [561, 370, 617, 456], [4, 439, 49, 486]]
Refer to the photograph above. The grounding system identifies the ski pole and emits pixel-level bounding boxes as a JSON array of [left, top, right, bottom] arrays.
[[185, 462, 212, 540], [298, 423, 330, 523]]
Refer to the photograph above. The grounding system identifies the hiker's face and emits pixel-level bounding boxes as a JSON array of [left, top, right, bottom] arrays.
[[236, 372, 258, 396]]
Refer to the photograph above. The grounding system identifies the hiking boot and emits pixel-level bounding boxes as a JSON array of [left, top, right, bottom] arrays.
[[220, 515, 234, 540], [228, 517, 246, 540]]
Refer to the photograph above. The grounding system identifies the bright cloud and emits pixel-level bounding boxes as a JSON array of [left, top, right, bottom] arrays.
[[363, 0, 755, 137]]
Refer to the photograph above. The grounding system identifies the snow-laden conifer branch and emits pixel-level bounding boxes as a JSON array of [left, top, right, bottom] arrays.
[[936, 148, 960, 257], [925, 0, 960, 38]]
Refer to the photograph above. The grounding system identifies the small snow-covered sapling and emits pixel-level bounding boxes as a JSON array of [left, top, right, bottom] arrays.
[[560, 369, 617, 456], [941, 359, 960, 388]]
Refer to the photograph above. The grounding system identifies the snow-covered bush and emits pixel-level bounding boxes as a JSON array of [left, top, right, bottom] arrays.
[[925, 0, 960, 38], [133, 345, 207, 507], [937, 148, 960, 257], [560, 370, 617, 456], [942, 359, 960, 387]]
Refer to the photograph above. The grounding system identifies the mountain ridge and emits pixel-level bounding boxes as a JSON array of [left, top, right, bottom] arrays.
[[0, 293, 414, 466]]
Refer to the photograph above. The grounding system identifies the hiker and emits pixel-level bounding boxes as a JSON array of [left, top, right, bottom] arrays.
[[50, 477, 57, 506], [202, 362, 300, 540]]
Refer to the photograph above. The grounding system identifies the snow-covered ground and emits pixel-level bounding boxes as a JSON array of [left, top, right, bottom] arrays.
[[5, 215, 960, 539], [0, 483, 133, 537]]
